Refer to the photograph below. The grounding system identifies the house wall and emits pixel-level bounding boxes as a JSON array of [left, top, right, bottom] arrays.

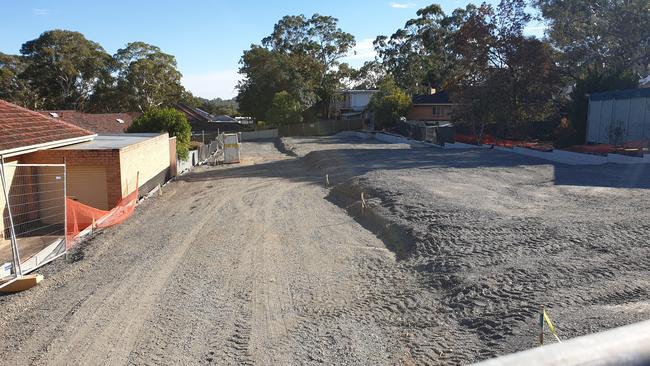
[[119, 133, 170, 198], [407, 104, 453, 121], [349, 93, 373, 110], [21, 149, 122, 210]]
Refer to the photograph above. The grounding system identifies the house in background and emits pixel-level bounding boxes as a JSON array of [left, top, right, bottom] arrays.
[[175, 103, 242, 132], [407, 89, 456, 123], [586, 88, 650, 145], [333, 90, 378, 119], [38, 110, 140, 133]]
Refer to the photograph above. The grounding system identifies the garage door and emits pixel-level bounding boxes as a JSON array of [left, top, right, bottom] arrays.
[[66, 166, 109, 210]]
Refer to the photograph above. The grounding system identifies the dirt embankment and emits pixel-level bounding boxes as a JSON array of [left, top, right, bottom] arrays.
[[282, 134, 650, 362]]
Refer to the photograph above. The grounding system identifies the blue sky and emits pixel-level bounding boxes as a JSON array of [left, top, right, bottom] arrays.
[[1, 1, 544, 99]]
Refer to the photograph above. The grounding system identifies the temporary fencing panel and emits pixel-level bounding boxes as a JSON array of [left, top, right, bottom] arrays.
[[0, 163, 67, 283], [0, 162, 139, 289]]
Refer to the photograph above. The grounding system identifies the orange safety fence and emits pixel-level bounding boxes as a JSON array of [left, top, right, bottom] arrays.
[[65, 177, 139, 250], [566, 139, 649, 155], [565, 144, 615, 155], [456, 133, 649, 155], [455, 134, 552, 151]]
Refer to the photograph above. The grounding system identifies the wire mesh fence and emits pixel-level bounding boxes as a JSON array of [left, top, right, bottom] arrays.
[[1, 163, 66, 285]]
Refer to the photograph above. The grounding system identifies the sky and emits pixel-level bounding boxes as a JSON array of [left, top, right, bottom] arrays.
[[1, 0, 545, 100]]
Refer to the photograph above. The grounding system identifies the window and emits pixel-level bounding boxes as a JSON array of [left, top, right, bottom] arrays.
[[432, 106, 445, 116]]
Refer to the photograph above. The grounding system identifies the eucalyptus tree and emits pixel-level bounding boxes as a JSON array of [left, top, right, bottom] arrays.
[[19, 30, 112, 109], [238, 14, 355, 121]]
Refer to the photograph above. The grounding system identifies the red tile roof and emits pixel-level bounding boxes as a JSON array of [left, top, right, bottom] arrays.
[[38, 110, 141, 133], [0, 100, 95, 155]]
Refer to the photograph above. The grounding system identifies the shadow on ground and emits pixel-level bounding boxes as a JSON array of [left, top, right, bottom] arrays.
[[182, 140, 650, 190]]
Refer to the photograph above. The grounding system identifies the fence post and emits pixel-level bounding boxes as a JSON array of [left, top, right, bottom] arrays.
[[0, 157, 22, 276], [63, 160, 68, 256]]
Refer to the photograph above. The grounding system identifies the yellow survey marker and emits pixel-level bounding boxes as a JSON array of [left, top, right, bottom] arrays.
[[544, 309, 562, 343]]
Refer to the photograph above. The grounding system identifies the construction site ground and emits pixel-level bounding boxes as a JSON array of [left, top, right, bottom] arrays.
[[1, 134, 649, 365]]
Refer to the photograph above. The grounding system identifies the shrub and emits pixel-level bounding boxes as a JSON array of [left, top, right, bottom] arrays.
[[128, 107, 191, 159], [189, 140, 203, 150], [368, 76, 412, 130], [266, 91, 302, 125]]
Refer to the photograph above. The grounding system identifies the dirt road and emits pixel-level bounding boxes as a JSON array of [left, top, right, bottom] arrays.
[[0, 142, 432, 365], [1, 137, 649, 365]]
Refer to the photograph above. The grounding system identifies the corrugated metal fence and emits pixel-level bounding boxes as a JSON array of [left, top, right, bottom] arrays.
[[586, 89, 650, 144], [396, 120, 455, 145]]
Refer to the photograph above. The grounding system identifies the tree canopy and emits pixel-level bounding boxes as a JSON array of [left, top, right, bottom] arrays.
[[127, 108, 191, 159], [1, 31, 196, 114], [447, 1, 563, 137], [535, 0, 650, 77], [237, 14, 355, 122], [19, 30, 113, 110], [90, 42, 184, 112], [1, 3, 648, 145]]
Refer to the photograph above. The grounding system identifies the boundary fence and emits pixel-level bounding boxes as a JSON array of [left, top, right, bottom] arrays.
[[278, 119, 364, 137], [178, 133, 225, 174]]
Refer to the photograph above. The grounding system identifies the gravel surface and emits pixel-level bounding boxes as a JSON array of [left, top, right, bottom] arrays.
[[283, 133, 650, 363], [1, 136, 648, 365], [0, 141, 428, 365]]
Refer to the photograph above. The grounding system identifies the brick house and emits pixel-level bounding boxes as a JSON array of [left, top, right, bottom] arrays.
[[407, 90, 456, 122], [1, 100, 173, 211]]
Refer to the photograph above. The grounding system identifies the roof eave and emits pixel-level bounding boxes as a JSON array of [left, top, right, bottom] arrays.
[[0, 134, 97, 158]]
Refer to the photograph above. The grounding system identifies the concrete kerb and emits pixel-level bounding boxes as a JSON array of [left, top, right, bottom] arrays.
[[496, 146, 649, 165]]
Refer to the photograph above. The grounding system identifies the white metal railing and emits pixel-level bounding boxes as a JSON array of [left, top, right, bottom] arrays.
[[473, 320, 650, 366]]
